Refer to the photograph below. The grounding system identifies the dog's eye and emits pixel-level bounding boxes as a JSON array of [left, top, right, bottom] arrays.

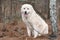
[[24, 8, 25, 9], [27, 8, 29, 10]]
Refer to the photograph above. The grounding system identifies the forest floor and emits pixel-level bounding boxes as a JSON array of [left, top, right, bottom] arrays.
[[0, 19, 60, 40]]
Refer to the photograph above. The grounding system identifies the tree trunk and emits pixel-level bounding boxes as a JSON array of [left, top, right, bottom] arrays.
[[49, 0, 58, 39], [50, 0, 58, 34]]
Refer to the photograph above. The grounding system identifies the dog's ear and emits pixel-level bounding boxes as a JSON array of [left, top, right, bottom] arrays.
[[30, 6, 36, 13]]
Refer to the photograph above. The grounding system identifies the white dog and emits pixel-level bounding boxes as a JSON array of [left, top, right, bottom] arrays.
[[21, 4, 48, 38]]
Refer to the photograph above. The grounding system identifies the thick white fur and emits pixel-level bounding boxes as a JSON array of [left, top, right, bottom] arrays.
[[21, 4, 48, 38]]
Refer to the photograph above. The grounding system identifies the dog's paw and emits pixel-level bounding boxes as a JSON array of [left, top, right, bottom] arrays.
[[38, 34, 41, 36], [33, 35, 37, 38], [33, 33, 38, 38]]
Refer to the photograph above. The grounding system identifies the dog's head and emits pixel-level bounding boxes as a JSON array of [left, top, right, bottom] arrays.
[[21, 4, 35, 16]]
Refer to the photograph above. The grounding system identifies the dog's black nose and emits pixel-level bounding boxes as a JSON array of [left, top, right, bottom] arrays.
[[25, 11, 27, 14]]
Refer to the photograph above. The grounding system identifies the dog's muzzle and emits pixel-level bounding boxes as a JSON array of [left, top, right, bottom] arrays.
[[24, 11, 28, 18]]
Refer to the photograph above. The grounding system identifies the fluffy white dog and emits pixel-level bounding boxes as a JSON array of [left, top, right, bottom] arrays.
[[21, 4, 48, 38]]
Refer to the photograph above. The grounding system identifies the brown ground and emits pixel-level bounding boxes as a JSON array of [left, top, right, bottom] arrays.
[[0, 20, 60, 40]]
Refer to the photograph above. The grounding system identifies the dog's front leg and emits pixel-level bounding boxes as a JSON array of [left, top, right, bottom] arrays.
[[33, 30, 38, 38], [27, 26, 31, 37]]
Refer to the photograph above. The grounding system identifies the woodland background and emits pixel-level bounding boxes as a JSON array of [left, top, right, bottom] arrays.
[[0, 0, 60, 40]]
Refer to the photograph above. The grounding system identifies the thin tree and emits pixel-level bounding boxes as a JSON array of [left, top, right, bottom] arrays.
[[49, 0, 58, 39]]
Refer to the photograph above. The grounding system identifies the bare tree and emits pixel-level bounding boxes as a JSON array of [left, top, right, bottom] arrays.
[[49, 0, 58, 39]]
